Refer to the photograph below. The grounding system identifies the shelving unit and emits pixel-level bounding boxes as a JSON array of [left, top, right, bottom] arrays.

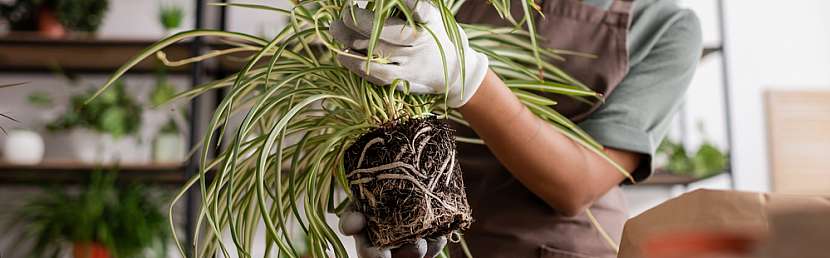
[[640, 169, 728, 186], [0, 34, 246, 74], [0, 1, 216, 255], [651, 0, 734, 188], [0, 34, 192, 74], [0, 161, 186, 185]]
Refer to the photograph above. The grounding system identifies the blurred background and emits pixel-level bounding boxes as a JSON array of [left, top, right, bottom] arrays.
[[1, 0, 829, 257]]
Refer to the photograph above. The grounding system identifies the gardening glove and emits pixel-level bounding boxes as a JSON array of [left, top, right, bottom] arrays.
[[339, 206, 447, 258], [330, 0, 489, 108]]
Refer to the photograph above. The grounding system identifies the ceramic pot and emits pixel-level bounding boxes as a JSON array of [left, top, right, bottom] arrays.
[[70, 129, 147, 164], [153, 133, 185, 163], [3, 130, 45, 165], [72, 242, 111, 258]]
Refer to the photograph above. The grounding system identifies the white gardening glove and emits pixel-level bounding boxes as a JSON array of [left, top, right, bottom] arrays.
[[339, 206, 447, 258], [330, 0, 489, 108]]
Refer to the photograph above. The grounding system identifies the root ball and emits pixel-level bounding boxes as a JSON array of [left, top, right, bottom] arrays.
[[344, 117, 472, 247]]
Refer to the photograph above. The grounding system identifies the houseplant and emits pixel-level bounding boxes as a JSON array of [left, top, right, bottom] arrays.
[[158, 3, 184, 34], [0, 0, 108, 37], [657, 123, 728, 179], [150, 67, 187, 163], [0, 82, 46, 164], [44, 80, 143, 163], [93, 0, 632, 257], [9, 172, 169, 258], [0, 0, 63, 37], [53, 0, 109, 33]]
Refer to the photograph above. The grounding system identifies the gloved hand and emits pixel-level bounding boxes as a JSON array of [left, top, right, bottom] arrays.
[[330, 0, 489, 108], [339, 207, 447, 258]]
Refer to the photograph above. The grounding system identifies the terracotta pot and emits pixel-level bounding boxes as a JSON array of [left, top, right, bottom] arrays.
[[72, 242, 111, 258], [641, 230, 758, 258], [38, 7, 66, 38]]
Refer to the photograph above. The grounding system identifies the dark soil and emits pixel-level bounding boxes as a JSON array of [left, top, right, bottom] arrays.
[[343, 116, 472, 247]]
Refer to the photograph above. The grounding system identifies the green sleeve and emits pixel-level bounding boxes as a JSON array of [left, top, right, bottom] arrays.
[[578, 10, 702, 183]]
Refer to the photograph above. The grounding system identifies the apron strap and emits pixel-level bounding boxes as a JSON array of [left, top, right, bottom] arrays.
[[604, 0, 633, 28], [609, 0, 633, 15]]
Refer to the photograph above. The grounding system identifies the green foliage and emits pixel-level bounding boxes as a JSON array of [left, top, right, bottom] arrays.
[[152, 67, 183, 135], [47, 80, 142, 138], [159, 119, 179, 134], [658, 139, 693, 173], [54, 0, 109, 32], [28, 91, 54, 108], [691, 142, 728, 177], [12, 172, 169, 258], [158, 3, 183, 31], [0, 0, 109, 32], [658, 138, 728, 178], [92, 1, 631, 257], [151, 68, 178, 107], [0, 0, 40, 30]]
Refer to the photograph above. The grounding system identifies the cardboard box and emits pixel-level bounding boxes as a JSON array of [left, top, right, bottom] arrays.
[[619, 189, 830, 258]]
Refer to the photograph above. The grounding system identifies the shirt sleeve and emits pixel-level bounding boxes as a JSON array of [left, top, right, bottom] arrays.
[[577, 10, 703, 183]]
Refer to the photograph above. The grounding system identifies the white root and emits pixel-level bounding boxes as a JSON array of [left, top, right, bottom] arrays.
[[357, 137, 385, 167], [348, 161, 427, 179], [346, 119, 470, 247]]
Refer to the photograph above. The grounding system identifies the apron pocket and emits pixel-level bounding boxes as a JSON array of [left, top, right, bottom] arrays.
[[539, 245, 598, 258]]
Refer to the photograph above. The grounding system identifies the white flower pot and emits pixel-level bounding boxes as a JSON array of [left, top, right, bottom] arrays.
[[70, 129, 147, 165], [3, 130, 45, 165], [153, 133, 185, 163]]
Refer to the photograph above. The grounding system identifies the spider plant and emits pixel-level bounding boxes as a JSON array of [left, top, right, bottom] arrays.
[[91, 0, 632, 257]]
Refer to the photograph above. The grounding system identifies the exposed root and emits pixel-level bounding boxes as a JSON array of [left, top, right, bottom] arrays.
[[344, 116, 472, 247]]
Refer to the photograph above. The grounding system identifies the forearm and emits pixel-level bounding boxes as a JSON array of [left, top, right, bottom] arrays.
[[459, 70, 639, 216]]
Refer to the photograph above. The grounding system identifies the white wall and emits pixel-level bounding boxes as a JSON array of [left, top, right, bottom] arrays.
[[722, 0, 830, 192], [625, 0, 830, 216]]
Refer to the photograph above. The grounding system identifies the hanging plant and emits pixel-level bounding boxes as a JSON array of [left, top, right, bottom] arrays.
[[91, 0, 631, 257]]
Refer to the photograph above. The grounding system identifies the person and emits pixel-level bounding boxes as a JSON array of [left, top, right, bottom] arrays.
[[332, 0, 702, 257]]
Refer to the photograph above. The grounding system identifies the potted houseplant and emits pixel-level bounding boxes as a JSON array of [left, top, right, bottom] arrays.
[[0, 0, 108, 38], [150, 67, 187, 163], [656, 123, 728, 179], [158, 2, 183, 35], [94, 0, 632, 256], [45, 80, 143, 164], [152, 119, 185, 163], [1, 82, 46, 165], [53, 0, 109, 35], [1, 90, 56, 165], [0, 0, 64, 37], [9, 172, 169, 258]]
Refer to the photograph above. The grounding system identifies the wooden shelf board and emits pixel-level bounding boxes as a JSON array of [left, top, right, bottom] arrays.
[[0, 33, 198, 74], [640, 169, 726, 186], [702, 46, 722, 59], [0, 160, 187, 185], [0, 34, 193, 74]]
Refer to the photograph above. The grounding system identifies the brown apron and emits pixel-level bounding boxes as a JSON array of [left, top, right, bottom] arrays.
[[450, 0, 633, 257]]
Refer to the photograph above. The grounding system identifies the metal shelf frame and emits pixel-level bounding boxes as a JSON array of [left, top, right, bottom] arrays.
[[670, 0, 734, 188], [0, 1, 218, 256]]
